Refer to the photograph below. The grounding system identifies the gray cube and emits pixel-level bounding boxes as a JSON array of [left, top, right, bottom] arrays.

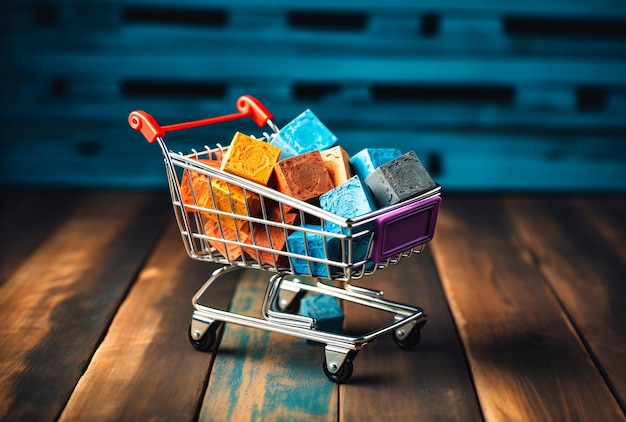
[[365, 151, 436, 208]]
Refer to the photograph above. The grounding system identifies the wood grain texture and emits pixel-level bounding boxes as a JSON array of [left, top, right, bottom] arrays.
[[200, 270, 338, 422], [340, 248, 482, 421], [429, 197, 625, 421], [0, 191, 170, 421], [59, 221, 236, 421], [574, 197, 626, 263], [0, 188, 80, 288], [504, 197, 626, 412]]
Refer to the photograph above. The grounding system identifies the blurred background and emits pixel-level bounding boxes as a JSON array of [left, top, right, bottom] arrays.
[[1, 0, 625, 192]]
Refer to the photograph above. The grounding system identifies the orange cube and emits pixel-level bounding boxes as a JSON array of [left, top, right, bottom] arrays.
[[179, 157, 223, 207], [221, 132, 281, 186], [320, 146, 352, 187], [243, 201, 298, 266], [203, 218, 248, 261], [180, 168, 211, 209]]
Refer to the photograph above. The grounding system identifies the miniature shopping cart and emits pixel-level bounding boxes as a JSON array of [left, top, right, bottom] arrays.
[[129, 96, 441, 383]]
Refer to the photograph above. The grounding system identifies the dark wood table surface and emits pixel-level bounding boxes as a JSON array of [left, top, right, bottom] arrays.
[[1, 188, 624, 421]]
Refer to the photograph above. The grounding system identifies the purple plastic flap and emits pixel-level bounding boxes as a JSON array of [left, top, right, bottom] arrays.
[[371, 195, 441, 262]]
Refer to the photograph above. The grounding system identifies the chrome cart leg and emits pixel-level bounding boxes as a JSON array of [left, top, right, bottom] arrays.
[[277, 276, 306, 312], [188, 265, 239, 352], [346, 283, 384, 298], [262, 273, 315, 329]]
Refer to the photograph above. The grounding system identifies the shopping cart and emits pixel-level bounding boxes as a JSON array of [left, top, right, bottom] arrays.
[[129, 95, 441, 383]]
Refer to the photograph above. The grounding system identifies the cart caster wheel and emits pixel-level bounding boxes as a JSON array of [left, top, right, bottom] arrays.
[[392, 321, 425, 350], [189, 322, 222, 352], [323, 355, 354, 384]]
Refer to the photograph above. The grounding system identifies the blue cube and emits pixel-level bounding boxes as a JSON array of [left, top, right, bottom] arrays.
[[327, 231, 374, 268], [299, 294, 344, 338], [350, 148, 402, 181], [270, 109, 338, 159], [320, 175, 377, 234], [320, 176, 377, 265], [287, 225, 332, 277]]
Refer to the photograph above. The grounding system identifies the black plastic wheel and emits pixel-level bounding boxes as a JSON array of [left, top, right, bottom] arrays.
[[188, 322, 222, 352], [322, 355, 354, 384], [392, 322, 424, 350]]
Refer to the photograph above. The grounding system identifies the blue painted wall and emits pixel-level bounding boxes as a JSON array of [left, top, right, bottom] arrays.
[[1, 0, 625, 192]]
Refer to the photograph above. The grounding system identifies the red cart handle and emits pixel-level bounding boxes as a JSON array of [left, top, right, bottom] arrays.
[[128, 95, 273, 143]]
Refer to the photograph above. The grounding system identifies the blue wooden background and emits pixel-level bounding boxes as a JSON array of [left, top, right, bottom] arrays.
[[1, 0, 625, 192]]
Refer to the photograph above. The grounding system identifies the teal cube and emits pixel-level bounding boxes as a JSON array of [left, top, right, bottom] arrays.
[[320, 175, 377, 234], [299, 294, 344, 338], [287, 225, 331, 277], [270, 109, 338, 159], [320, 176, 376, 265], [350, 148, 402, 181]]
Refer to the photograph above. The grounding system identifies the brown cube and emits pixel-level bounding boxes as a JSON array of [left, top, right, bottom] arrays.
[[273, 150, 334, 202]]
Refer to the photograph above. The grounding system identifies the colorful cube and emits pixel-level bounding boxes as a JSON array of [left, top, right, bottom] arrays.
[[320, 176, 377, 265], [365, 150, 437, 208], [207, 179, 260, 233], [270, 109, 338, 159], [221, 132, 281, 186], [320, 175, 377, 234], [299, 294, 344, 339], [180, 168, 211, 209], [203, 218, 248, 261], [274, 150, 335, 203], [287, 225, 333, 277], [243, 201, 298, 267], [350, 148, 402, 181], [320, 146, 352, 187]]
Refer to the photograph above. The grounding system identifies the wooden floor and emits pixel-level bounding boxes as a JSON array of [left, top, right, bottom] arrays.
[[1, 188, 624, 421]]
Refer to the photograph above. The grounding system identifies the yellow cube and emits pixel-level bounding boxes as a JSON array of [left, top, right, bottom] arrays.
[[221, 132, 281, 186], [206, 179, 260, 233]]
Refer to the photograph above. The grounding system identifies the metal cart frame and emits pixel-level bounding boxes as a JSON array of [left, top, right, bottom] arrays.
[[129, 96, 441, 383]]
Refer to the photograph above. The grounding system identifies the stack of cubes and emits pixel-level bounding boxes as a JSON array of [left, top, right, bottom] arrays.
[[180, 108, 436, 276]]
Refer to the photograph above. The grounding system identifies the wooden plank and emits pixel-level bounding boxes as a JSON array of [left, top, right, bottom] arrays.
[[334, 130, 626, 192], [8, 0, 624, 17], [3, 97, 625, 129], [504, 197, 626, 411], [7, 53, 626, 85], [2, 122, 625, 191], [340, 248, 482, 420], [0, 191, 170, 421], [199, 270, 338, 421], [6, 14, 625, 59], [59, 221, 237, 421], [0, 188, 81, 287], [429, 197, 625, 421], [574, 197, 626, 262], [1, 0, 625, 193]]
